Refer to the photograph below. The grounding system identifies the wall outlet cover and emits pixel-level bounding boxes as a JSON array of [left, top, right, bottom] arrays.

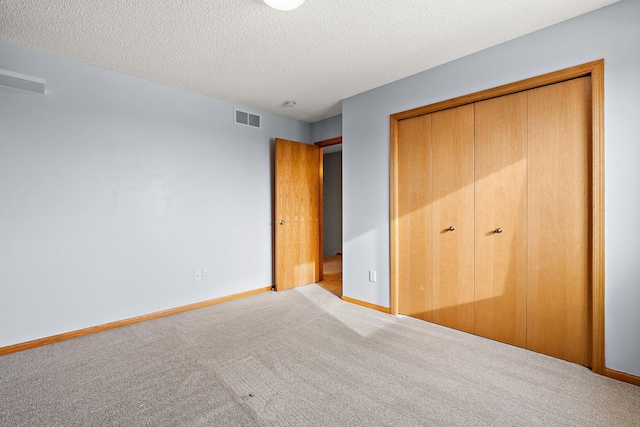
[[203, 269, 210, 280], [194, 270, 203, 282]]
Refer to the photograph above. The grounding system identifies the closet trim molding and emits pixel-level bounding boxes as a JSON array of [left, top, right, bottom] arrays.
[[389, 59, 605, 375]]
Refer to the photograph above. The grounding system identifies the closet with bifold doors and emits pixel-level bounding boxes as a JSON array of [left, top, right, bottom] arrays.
[[393, 74, 594, 368]]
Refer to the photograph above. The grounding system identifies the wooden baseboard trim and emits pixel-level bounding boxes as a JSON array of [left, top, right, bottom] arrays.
[[605, 368, 640, 387], [0, 286, 272, 357], [342, 295, 391, 314]]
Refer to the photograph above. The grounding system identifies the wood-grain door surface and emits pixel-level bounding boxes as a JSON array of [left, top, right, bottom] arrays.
[[392, 64, 600, 369], [474, 92, 528, 348], [275, 138, 321, 291], [397, 114, 433, 321], [526, 77, 592, 367], [393, 77, 592, 367], [431, 104, 475, 334]]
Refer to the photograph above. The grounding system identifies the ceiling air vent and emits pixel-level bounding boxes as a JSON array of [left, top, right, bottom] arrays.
[[235, 109, 261, 129]]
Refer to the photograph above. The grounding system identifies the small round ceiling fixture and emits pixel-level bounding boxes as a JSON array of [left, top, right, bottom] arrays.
[[263, 0, 305, 11], [283, 100, 297, 107]]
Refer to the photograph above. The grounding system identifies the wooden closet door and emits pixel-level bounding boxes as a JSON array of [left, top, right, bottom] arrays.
[[474, 93, 528, 347], [527, 77, 592, 367], [397, 115, 433, 321], [432, 104, 475, 333]]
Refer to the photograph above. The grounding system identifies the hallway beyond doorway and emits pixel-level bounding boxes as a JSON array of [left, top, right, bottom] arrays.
[[319, 254, 342, 298]]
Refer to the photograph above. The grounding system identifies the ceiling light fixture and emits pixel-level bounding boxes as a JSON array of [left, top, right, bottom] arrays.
[[263, 0, 305, 11], [283, 100, 297, 107]]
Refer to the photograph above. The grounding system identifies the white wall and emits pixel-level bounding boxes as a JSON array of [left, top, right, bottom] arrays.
[[0, 41, 310, 348], [342, 0, 640, 377]]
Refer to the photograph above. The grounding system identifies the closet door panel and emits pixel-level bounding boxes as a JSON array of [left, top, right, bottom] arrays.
[[474, 93, 528, 347], [432, 104, 475, 333], [397, 115, 433, 321], [527, 77, 592, 367]]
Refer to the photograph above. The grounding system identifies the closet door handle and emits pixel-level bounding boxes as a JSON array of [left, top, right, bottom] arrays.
[[494, 228, 503, 234], [448, 226, 455, 231]]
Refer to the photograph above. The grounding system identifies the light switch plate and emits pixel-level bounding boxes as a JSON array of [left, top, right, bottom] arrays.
[[194, 270, 202, 282], [369, 270, 377, 282]]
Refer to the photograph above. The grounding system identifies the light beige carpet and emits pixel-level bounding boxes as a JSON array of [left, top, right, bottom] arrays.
[[1, 284, 639, 426]]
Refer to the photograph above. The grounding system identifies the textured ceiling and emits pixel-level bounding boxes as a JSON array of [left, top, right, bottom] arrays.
[[0, 0, 619, 123]]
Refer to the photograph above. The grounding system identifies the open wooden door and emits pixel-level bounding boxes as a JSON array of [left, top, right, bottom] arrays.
[[275, 138, 321, 291]]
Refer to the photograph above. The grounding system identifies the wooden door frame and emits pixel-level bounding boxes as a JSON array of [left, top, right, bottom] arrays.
[[389, 60, 605, 374], [315, 136, 343, 281]]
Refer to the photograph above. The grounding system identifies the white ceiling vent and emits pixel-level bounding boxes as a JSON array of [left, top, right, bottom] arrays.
[[235, 109, 261, 129]]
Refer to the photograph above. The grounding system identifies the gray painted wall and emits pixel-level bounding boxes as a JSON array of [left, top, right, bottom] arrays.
[[323, 152, 342, 257], [311, 114, 342, 143], [0, 40, 310, 348], [342, 0, 640, 376], [312, 114, 344, 258]]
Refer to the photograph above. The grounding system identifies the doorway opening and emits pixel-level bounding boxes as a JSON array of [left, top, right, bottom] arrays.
[[272, 136, 342, 295], [316, 137, 342, 298]]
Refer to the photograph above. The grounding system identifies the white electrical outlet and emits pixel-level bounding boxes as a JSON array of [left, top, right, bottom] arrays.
[[203, 269, 210, 280], [194, 270, 202, 282], [369, 270, 377, 282]]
